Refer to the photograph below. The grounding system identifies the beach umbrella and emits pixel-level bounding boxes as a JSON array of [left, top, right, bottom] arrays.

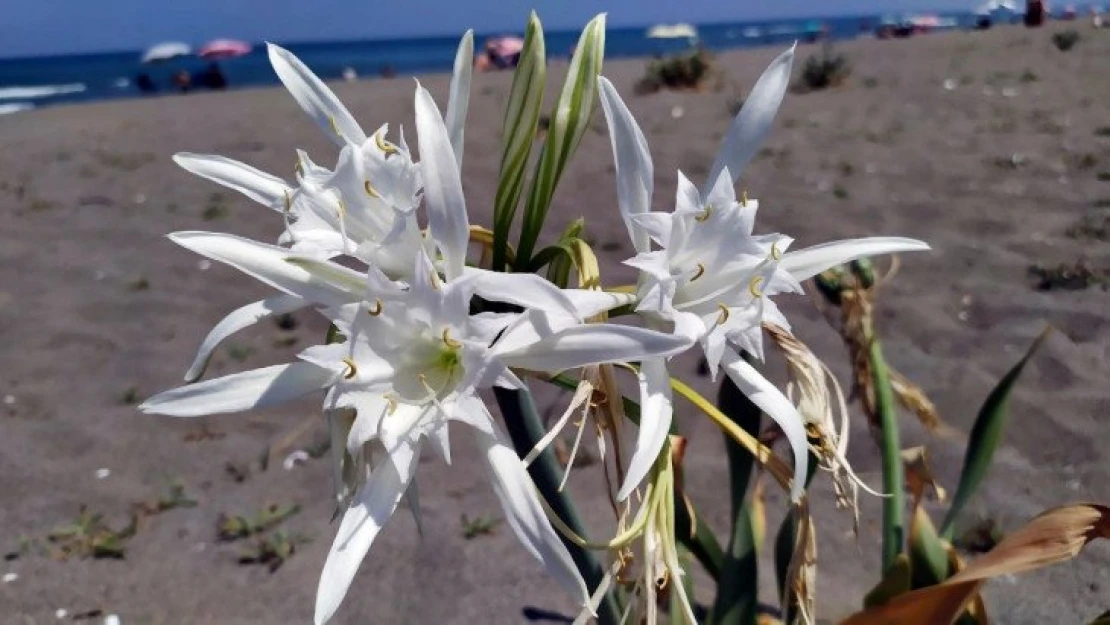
[[141, 42, 192, 64], [198, 39, 253, 59], [646, 23, 698, 39], [487, 36, 524, 58]]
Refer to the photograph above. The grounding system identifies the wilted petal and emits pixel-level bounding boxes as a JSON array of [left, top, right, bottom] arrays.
[[446, 30, 474, 167], [184, 294, 307, 382], [598, 76, 652, 254], [781, 237, 930, 282], [168, 232, 360, 308], [315, 415, 423, 625], [140, 362, 336, 417], [267, 43, 367, 146], [173, 153, 289, 209], [617, 357, 673, 501], [469, 402, 589, 606], [499, 323, 691, 372], [706, 45, 795, 189], [721, 350, 807, 501], [415, 83, 469, 280]]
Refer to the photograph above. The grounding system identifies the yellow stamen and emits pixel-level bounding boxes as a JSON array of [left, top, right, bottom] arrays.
[[429, 271, 441, 289], [342, 358, 358, 380], [294, 159, 304, 176], [741, 189, 749, 207], [328, 115, 341, 137], [336, 198, 346, 215], [384, 393, 399, 415], [441, 328, 461, 348], [716, 304, 730, 326], [367, 300, 383, 316], [695, 205, 712, 222], [364, 180, 381, 198], [690, 262, 705, 282], [770, 241, 782, 260], [282, 189, 292, 213], [375, 131, 399, 156], [749, 276, 765, 298]]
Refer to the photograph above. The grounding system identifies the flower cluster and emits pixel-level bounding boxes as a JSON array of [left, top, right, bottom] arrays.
[[140, 20, 928, 625]]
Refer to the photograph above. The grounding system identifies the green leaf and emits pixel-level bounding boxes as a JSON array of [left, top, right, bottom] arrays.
[[515, 13, 606, 266], [492, 12, 546, 272], [708, 372, 761, 625], [863, 553, 912, 608], [869, 333, 905, 572], [939, 326, 1052, 539], [908, 506, 951, 589]]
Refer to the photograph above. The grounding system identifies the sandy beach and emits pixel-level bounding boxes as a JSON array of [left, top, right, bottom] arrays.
[[1, 23, 1108, 624]]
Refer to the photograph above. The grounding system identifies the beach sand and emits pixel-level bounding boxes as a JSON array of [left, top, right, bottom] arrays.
[[1, 23, 1108, 624]]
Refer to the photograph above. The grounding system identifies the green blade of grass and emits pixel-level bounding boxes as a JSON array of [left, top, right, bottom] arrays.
[[939, 326, 1053, 539]]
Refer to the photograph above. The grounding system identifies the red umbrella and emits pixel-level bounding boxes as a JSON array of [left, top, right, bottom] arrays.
[[198, 39, 252, 59]]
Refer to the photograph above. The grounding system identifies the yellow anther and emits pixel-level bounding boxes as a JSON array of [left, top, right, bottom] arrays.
[[655, 569, 670, 591], [429, 270, 441, 289], [367, 300, 383, 316], [384, 393, 399, 415], [770, 241, 782, 260], [294, 159, 304, 176], [695, 205, 712, 222], [441, 328, 461, 348], [716, 303, 730, 326], [690, 262, 706, 282], [364, 179, 381, 198], [336, 198, 347, 215], [749, 275, 765, 298], [282, 189, 292, 212], [342, 358, 358, 380], [741, 189, 749, 207], [328, 115, 342, 137], [374, 131, 398, 156]]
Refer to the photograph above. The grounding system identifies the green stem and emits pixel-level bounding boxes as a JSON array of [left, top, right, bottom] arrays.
[[493, 386, 622, 625], [869, 335, 905, 572]]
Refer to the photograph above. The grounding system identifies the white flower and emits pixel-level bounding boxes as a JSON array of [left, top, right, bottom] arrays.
[[599, 46, 930, 501], [143, 84, 692, 624]]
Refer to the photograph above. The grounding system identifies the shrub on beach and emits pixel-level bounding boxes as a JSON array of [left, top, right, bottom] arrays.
[[1052, 29, 1080, 51], [635, 46, 718, 94], [795, 43, 851, 92]]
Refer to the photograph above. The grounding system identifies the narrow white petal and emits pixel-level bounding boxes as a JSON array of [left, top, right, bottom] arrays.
[[168, 232, 360, 308], [501, 324, 691, 373], [617, 357, 673, 501], [461, 268, 579, 321], [315, 430, 422, 625], [472, 411, 589, 606], [414, 83, 469, 280], [706, 45, 795, 189], [184, 294, 308, 382], [598, 76, 653, 254], [561, 289, 638, 319], [720, 350, 807, 501], [140, 362, 336, 417], [781, 237, 930, 282], [445, 30, 474, 168], [173, 153, 289, 209], [629, 213, 674, 248], [268, 43, 367, 146]]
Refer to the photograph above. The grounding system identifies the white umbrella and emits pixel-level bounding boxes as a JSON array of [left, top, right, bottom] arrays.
[[646, 23, 698, 39], [141, 42, 192, 64]]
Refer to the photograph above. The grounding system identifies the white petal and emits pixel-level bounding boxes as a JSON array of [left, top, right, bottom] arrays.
[[500, 324, 691, 373], [561, 289, 637, 319], [598, 76, 653, 254], [617, 357, 672, 501], [268, 43, 367, 146], [446, 30, 474, 168], [460, 268, 579, 321], [315, 425, 422, 625], [720, 350, 807, 501], [471, 407, 589, 606], [168, 232, 360, 308], [140, 362, 336, 417], [173, 153, 289, 209], [706, 45, 795, 189], [414, 83, 469, 280], [781, 237, 930, 282], [629, 212, 674, 248], [184, 294, 307, 382]]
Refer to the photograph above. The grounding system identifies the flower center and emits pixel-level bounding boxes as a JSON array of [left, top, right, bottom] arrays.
[[393, 326, 465, 403]]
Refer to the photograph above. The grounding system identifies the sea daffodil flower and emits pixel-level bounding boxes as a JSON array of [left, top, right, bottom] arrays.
[[599, 46, 930, 501], [143, 83, 693, 624]]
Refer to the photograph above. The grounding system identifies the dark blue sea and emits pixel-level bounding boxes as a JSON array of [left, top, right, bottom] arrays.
[[0, 13, 983, 115]]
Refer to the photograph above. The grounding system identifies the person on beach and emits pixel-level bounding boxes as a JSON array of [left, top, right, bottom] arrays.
[[135, 72, 157, 94], [172, 69, 192, 92], [195, 63, 228, 90]]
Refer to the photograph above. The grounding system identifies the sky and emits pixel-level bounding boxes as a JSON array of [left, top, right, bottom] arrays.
[[0, 0, 973, 58]]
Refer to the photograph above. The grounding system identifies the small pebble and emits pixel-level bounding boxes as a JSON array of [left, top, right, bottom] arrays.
[[133, 193, 146, 205], [2, 395, 14, 406], [95, 468, 111, 480], [94, 270, 107, 281], [1001, 87, 1018, 98], [56, 609, 68, 620], [197, 260, 212, 271], [104, 614, 121, 625], [283, 450, 310, 470], [670, 105, 684, 119], [943, 78, 957, 91], [2, 572, 17, 583], [957, 311, 969, 322]]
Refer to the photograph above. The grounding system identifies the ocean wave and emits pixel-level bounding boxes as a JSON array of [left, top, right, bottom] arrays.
[[0, 83, 87, 101], [0, 102, 35, 115]]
